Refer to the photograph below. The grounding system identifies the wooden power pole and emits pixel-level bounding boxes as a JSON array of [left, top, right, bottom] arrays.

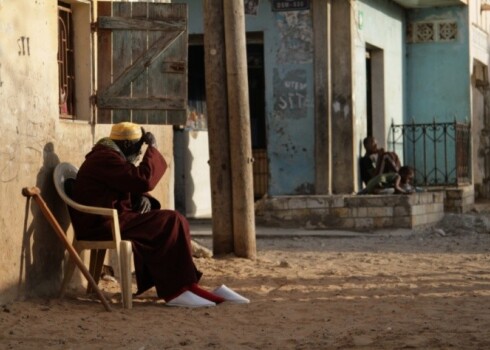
[[203, 0, 234, 255], [223, 0, 256, 258]]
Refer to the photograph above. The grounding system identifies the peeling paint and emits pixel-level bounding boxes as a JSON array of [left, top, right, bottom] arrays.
[[275, 11, 313, 64]]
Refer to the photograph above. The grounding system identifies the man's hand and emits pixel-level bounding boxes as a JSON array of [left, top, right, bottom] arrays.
[[137, 196, 152, 214], [141, 127, 157, 147]]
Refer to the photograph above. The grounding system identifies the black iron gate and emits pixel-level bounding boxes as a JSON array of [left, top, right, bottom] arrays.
[[390, 120, 471, 186]]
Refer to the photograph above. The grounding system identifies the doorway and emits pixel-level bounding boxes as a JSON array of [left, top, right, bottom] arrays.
[[365, 46, 385, 146], [246, 41, 268, 200], [186, 34, 267, 200], [175, 34, 267, 216], [185, 34, 266, 146]]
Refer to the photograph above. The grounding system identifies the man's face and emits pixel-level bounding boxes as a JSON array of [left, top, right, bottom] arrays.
[[117, 139, 143, 163], [126, 148, 142, 164], [366, 138, 378, 154]]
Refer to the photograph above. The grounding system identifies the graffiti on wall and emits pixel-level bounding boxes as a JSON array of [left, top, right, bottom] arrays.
[[18, 36, 30, 56], [273, 68, 312, 119], [275, 11, 312, 64]]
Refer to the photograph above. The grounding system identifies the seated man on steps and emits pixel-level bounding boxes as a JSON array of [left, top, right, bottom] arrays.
[[70, 122, 249, 307], [360, 136, 401, 187]]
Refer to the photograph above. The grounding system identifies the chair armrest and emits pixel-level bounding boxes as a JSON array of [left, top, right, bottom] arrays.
[[64, 196, 115, 217], [64, 197, 123, 244]]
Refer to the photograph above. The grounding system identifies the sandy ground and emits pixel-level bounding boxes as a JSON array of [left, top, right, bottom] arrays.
[[2, 211, 490, 349]]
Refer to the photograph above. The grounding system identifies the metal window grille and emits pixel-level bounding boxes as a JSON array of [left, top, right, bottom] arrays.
[[58, 3, 75, 119], [390, 120, 471, 186]]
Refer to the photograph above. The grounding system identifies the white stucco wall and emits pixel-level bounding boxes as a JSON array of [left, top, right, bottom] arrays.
[[354, 0, 406, 156], [184, 131, 212, 218], [0, 0, 174, 304]]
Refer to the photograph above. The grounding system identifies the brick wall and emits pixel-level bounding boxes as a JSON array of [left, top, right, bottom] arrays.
[[442, 186, 474, 213]]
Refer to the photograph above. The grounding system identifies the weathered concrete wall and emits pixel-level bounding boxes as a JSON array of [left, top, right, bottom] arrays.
[[0, 0, 174, 304], [330, 0, 356, 194], [472, 80, 486, 195], [255, 192, 445, 230], [182, 0, 316, 196], [470, 3, 490, 198], [443, 185, 475, 213]]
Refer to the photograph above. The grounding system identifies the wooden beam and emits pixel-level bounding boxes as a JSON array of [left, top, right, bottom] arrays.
[[203, 0, 234, 255], [223, 0, 256, 259]]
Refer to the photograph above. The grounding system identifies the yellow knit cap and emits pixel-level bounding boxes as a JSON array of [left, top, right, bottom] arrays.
[[109, 122, 142, 141]]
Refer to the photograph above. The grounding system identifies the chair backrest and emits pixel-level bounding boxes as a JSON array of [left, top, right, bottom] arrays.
[[53, 162, 80, 210], [53, 162, 116, 217]]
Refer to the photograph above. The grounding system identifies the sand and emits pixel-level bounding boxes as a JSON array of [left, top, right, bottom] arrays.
[[2, 211, 490, 349]]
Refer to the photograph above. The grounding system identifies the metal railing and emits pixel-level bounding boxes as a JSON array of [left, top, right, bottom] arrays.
[[58, 4, 75, 119], [390, 119, 471, 186]]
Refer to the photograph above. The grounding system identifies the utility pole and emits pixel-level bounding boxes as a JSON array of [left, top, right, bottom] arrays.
[[223, 0, 256, 258], [203, 0, 234, 255]]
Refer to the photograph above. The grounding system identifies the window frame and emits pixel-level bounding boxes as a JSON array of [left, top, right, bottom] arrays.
[[57, 0, 93, 123]]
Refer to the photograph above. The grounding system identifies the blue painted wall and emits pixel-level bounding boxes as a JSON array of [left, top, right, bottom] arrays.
[[405, 6, 469, 184], [406, 6, 470, 123], [179, 0, 315, 195], [180, 1, 467, 193]]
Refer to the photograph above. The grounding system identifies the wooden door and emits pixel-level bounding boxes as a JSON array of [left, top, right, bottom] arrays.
[[96, 2, 187, 125]]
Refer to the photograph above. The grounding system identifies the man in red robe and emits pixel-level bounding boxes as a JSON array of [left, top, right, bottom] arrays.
[[71, 122, 248, 307]]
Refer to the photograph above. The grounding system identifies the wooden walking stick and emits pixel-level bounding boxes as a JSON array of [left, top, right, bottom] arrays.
[[22, 187, 112, 312]]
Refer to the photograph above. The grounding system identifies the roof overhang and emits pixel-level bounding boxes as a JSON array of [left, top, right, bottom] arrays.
[[392, 0, 467, 8]]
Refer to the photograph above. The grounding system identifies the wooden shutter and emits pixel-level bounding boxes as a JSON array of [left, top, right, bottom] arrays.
[[96, 2, 187, 125]]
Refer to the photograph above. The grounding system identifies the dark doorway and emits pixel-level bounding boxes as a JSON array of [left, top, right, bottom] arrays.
[[186, 36, 268, 200], [365, 45, 385, 147], [186, 40, 266, 149], [176, 34, 267, 213], [247, 43, 266, 149], [366, 50, 373, 137]]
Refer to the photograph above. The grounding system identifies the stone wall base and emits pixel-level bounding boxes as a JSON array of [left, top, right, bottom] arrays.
[[255, 186, 474, 231], [255, 192, 445, 230], [441, 185, 474, 213]]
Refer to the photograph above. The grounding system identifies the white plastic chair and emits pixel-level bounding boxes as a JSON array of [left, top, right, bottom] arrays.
[[53, 162, 133, 309]]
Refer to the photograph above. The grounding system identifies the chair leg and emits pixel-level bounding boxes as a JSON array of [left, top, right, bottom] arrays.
[[86, 249, 106, 294], [119, 241, 133, 309], [87, 249, 97, 278]]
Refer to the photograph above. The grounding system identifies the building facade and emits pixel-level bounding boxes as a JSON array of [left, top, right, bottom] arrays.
[[0, 0, 176, 304], [180, 0, 475, 198], [3, 0, 490, 304]]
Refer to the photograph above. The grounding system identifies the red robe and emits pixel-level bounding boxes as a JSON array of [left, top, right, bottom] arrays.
[[71, 143, 202, 299]]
